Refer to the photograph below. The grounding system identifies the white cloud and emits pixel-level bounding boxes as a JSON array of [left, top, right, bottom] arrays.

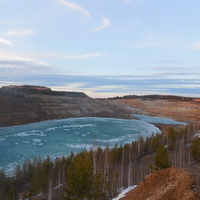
[[51, 83, 128, 98], [0, 37, 13, 46], [0, 52, 59, 77], [157, 84, 200, 89], [92, 18, 111, 32], [191, 41, 200, 50], [0, 81, 22, 88], [44, 52, 106, 59], [54, 0, 90, 18], [0, 51, 50, 66], [5, 28, 35, 37]]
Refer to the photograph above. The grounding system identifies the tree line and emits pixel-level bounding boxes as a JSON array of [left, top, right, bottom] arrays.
[[0, 123, 200, 200]]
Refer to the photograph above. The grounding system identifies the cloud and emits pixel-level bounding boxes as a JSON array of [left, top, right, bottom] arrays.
[[1, 74, 199, 98], [0, 81, 20, 86], [54, 0, 90, 18], [0, 61, 28, 69], [51, 83, 129, 98], [0, 51, 50, 67], [43, 52, 106, 59], [0, 60, 56, 77], [5, 28, 35, 38], [0, 37, 13, 46], [157, 84, 200, 89], [92, 18, 111, 32]]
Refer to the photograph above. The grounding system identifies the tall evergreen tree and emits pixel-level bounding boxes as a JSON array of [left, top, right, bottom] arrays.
[[0, 170, 7, 199], [63, 152, 93, 200], [8, 186, 17, 200], [168, 127, 177, 150], [150, 144, 172, 172], [190, 137, 200, 163]]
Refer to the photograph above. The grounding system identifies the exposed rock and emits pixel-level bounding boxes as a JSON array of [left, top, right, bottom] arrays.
[[0, 85, 132, 127], [105, 95, 200, 124], [121, 167, 200, 200], [1, 85, 199, 127]]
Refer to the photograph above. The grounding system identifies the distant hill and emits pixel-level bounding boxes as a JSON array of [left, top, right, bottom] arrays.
[[0, 85, 132, 127], [0, 85, 87, 97], [109, 94, 197, 101], [0, 85, 200, 127], [104, 94, 200, 124]]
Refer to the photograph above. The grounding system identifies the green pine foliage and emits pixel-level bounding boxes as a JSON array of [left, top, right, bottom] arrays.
[[149, 144, 172, 172], [64, 152, 93, 200], [168, 127, 177, 150], [8, 186, 17, 200], [190, 136, 200, 163]]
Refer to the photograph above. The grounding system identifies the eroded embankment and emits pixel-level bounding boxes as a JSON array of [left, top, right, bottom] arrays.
[[121, 167, 200, 200], [105, 96, 200, 124]]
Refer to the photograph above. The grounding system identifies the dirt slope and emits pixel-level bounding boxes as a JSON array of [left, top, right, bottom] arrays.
[[107, 96, 200, 124], [122, 167, 200, 200]]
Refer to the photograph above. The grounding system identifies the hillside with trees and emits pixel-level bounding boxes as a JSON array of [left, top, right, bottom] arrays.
[[0, 123, 199, 199]]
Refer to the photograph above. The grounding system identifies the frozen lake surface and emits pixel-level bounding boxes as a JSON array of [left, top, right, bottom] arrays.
[[0, 115, 185, 173]]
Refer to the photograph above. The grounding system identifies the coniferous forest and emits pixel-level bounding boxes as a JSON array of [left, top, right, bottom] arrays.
[[0, 123, 200, 200]]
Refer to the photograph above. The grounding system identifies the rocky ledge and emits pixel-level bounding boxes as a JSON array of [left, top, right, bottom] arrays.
[[0, 85, 132, 127]]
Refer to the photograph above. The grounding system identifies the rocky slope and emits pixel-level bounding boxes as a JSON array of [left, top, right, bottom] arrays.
[[121, 167, 200, 200], [0, 85, 132, 127], [1, 85, 199, 127], [105, 95, 200, 124]]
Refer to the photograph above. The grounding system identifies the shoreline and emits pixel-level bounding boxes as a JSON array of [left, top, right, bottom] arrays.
[[0, 114, 186, 130]]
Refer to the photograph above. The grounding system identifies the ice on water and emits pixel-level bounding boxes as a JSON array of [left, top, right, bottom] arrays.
[[0, 116, 186, 174]]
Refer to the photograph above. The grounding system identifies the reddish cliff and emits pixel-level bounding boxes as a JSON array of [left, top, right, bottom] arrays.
[[122, 167, 200, 200], [106, 95, 200, 124]]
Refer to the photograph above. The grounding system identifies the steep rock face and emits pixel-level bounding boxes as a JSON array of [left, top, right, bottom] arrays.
[[1, 86, 199, 127], [122, 167, 200, 200], [106, 96, 200, 124], [0, 85, 132, 127]]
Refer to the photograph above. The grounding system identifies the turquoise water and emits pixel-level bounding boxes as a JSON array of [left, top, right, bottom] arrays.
[[132, 114, 187, 125], [0, 116, 185, 173]]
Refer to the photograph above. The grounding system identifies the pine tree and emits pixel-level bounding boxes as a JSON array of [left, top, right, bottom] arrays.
[[168, 127, 177, 150], [150, 144, 172, 172], [63, 152, 93, 200], [0, 170, 7, 199], [14, 164, 23, 186], [42, 156, 54, 200], [190, 137, 200, 163], [8, 186, 17, 200]]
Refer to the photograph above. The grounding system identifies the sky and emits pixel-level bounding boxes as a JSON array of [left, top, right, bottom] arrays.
[[0, 0, 200, 98]]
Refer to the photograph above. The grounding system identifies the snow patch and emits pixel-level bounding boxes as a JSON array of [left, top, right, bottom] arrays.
[[112, 185, 137, 200]]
